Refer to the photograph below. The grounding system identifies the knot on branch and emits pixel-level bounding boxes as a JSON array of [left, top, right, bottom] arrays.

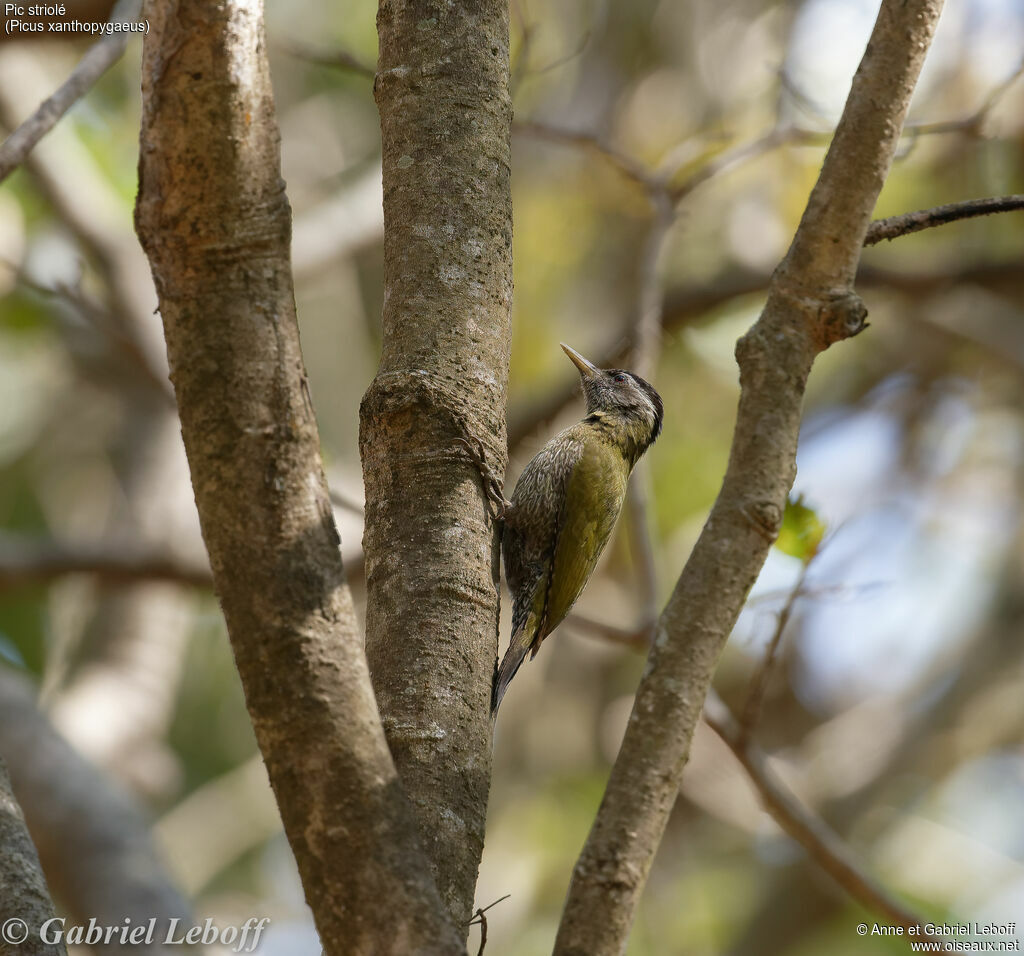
[[575, 857, 645, 893], [359, 368, 507, 481], [741, 500, 783, 542], [361, 368, 473, 429], [816, 292, 869, 351]]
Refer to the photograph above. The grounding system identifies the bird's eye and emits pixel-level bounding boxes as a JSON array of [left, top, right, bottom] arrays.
[[613, 373, 628, 384]]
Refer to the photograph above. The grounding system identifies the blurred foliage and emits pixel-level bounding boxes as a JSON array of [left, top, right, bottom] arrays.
[[1, 0, 1024, 953], [777, 495, 827, 564]]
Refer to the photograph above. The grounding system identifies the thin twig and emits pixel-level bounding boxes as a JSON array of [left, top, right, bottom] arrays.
[[629, 197, 674, 379], [624, 477, 659, 636], [778, 68, 834, 128], [704, 691, 942, 943], [509, 8, 537, 95], [865, 195, 1024, 245], [6, 261, 176, 405], [0, 70, 170, 395], [623, 195, 675, 631], [515, 118, 818, 208], [971, 59, 1024, 122], [512, 119, 663, 192], [531, 30, 591, 77], [744, 579, 889, 607], [475, 909, 488, 956], [567, 611, 652, 650], [738, 561, 810, 746], [511, 0, 592, 91], [0, 0, 142, 184], [278, 41, 376, 79], [329, 487, 365, 517], [467, 894, 510, 956], [668, 125, 819, 202], [903, 59, 1024, 140], [782, 58, 1024, 145]]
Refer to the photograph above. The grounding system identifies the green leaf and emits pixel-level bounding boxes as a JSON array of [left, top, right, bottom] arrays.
[[775, 494, 826, 564]]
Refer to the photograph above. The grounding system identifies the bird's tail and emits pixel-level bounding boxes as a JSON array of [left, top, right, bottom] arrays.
[[491, 625, 537, 714]]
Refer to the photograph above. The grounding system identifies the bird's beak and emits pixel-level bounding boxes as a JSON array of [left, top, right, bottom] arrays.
[[560, 343, 598, 379]]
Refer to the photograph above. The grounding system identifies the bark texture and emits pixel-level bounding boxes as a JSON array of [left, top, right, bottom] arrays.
[[362, 0, 513, 928], [0, 758, 65, 956], [554, 1, 944, 953], [134, 1, 461, 952]]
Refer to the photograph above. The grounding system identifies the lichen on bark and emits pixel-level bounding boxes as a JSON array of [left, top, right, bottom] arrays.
[[135, 0, 462, 951], [362, 0, 513, 929]]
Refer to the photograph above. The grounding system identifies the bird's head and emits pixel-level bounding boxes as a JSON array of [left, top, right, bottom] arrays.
[[561, 343, 664, 452]]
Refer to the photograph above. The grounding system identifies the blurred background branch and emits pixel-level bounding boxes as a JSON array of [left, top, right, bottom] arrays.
[[0, 0, 141, 184], [0, 757, 66, 956], [0, 533, 212, 591], [704, 690, 941, 942], [0, 670, 193, 952]]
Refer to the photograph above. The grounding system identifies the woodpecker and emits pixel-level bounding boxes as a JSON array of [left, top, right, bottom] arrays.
[[491, 343, 663, 713]]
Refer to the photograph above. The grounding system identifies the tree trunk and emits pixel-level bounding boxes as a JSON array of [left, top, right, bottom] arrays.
[[135, 0, 461, 951], [362, 0, 513, 928]]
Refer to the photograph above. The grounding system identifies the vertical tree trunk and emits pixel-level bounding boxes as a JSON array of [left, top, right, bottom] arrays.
[[135, 1, 461, 951], [362, 0, 513, 927]]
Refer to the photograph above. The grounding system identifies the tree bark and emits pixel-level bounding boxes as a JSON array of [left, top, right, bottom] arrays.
[[554, 1, 944, 953], [134, 1, 461, 952], [361, 0, 513, 928], [0, 757, 66, 956]]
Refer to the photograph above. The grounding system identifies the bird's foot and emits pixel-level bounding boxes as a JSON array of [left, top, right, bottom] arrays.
[[456, 436, 512, 522]]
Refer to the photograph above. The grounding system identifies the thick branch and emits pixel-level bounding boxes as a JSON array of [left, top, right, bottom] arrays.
[[0, 0, 140, 185], [134, 1, 460, 952], [0, 671, 191, 951], [782, 7, 942, 292], [554, 1, 943, 952], [362, 0, 512, 928]]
